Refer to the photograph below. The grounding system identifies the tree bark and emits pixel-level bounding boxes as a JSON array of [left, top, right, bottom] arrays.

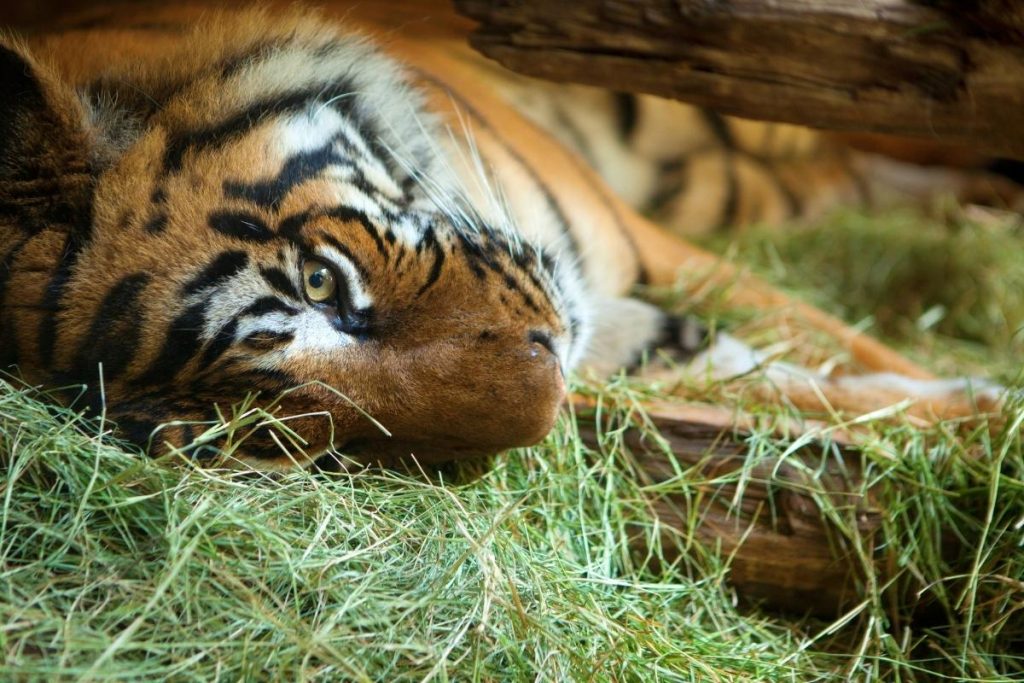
[[576, 401, 882, 617], [455, 0, 1024, 160]]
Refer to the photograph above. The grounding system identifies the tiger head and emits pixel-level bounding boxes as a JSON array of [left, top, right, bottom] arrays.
[[0, 11, 590, 469]]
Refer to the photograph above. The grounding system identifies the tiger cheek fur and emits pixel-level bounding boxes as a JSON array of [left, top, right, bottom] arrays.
[[0, 21, 583, 469], [276, 251, 571, 466]]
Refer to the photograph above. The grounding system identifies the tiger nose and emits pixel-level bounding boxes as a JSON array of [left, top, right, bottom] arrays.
[[527, 329, 560, 368], [344, 326, 569, 464], [493, 328, 565, 448]]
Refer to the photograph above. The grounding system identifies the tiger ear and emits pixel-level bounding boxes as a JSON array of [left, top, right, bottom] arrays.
[[0, 39, 96, 231]]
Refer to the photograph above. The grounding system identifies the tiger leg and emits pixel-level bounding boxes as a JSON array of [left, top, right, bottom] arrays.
[[577, 298, 709, 378], [674, 333, 1006, 422], [588, 307, 1005, 423]]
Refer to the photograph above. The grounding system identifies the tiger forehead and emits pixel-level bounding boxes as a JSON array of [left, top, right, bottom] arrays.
[[185, 191, 563, 324], [218, 109, 410, 211], [79, 22, 576, 344], [160, 109, 569, 316]]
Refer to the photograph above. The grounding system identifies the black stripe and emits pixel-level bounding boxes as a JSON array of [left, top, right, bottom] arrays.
[[161, 79, 357, 174], [715, 155, 740, 231], [700, 110, 736, 149], [453, 230, 543, 314], [699, 111, 742, 231], [501, 271, 541, 314], [101, 392, 213, 448], [510, 249, 557, 316], [133, 301, 206, 387], [392, 241, 407, 270], [113, 416, 158, 451], [183, 251, 249, 295], [647, 157, 689, 217], [180, 423, 196, 450], [54, 21, 184, 36], [223, 133, 352, 210], [240, 296, 299, 318], [276, 210, 314, 248], [325, 206, 388, 260], [38, 232, 90, 368], [551, 104, 596, 166], [209, 212, 276, 243], [415, 226, 446, 296], [0, 235, 31, 311], [613, 93, 639, 141], [260, 265, 300, 300], [454, 232, 489, 280], [535, 129, 649, 282], [198, 318, 238, 370], [70, 272, 150, 382], [218, 40, 287, 81], [320, 234, 369, 280]]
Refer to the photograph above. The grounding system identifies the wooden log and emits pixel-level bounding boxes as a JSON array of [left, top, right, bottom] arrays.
[[455, 0, 1024, 160], [575, 401, 881, 616]]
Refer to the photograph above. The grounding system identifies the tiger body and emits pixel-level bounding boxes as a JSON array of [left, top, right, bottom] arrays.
[[0, 3, 1004, 469], [1, 4, 661, 468]]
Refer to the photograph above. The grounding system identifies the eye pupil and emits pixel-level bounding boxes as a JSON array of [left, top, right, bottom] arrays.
[[302, 259, 338, 304]]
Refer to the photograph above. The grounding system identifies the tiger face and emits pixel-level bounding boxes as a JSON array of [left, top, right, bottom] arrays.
[[0, 10, 589, 469]]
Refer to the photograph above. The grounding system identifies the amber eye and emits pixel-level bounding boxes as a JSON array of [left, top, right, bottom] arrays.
[[302, 259, 337, 304]]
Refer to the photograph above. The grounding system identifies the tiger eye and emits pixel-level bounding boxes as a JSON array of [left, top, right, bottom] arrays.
[[302, 259, 337, 303]]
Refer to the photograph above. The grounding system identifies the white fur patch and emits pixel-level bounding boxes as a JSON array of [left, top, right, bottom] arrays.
[[315, 244, 372, 311], [277, 108, 345, 155], [198, 267, 270, 341], [287, 309, 353, 352]]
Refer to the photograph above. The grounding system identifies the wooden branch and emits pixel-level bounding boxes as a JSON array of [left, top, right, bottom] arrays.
[[576, 401, 884, 616], [455, 0, 1024, 159]]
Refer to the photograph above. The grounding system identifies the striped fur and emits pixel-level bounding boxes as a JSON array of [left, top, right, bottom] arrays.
[[0, 8, 592, 469], [0, 4, 1009, 469], [486, 75, 1024, 237]]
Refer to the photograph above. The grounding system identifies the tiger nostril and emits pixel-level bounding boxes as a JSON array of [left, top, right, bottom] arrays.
[[527, 329, 556, 358]]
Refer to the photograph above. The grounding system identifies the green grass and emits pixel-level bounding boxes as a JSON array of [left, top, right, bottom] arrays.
[[710, 205, 1024, 381], [2, 207, 1023, 681]]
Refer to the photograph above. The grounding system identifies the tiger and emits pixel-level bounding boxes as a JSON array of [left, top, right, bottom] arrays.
[[0, 1, 1007, 471]]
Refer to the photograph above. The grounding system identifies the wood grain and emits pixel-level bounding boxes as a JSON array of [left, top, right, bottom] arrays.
[[456, 0, 1024, 159], [576, 400, 879, 615]]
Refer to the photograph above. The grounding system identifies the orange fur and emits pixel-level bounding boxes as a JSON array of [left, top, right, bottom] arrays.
[[2, 6, 580, 468], [0, 2, 1007, 470]]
